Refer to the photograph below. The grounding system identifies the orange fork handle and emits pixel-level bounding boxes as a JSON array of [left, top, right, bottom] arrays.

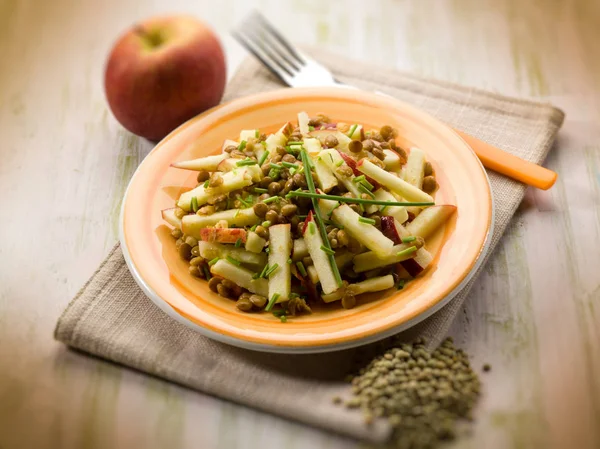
[[454, 129, 557, 190]]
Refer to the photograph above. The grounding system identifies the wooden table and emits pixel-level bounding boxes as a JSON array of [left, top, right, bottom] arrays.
[[1, 0, 599, 448]]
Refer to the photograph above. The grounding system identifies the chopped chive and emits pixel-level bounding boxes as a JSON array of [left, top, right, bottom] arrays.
[[381, 205, 389, 213], [236, 158, 257, 166], [289, 141, 304, 146], [285, 146, 297, 154], [255, 129, 259, 138], [226, 256, 241, 266], [320, 245, 335, 256], [208, 257, 220, 266], [253, 187, 268, 194], [328, 154, 334, 163], [309, 125, 315, 131], [262, 196, 279, 204], [265, 293, 280, 312], [287, 258, 292, 264], [258, 150, 269, 166], [347, 124, 358, 137], [235, 238, 243, 248], [335, 160, 343, 167], [358, 184, 376, 198], [280, 315, 287, 323], [300, 149, 343, 287], [262, 220, 271, 227], [308, 221, 316, 235], [286, 191, 434, 207], [238, 140, 247, 150], [324, 219, 344, 229], [191, 196, 199, 213], [297, 215, 308, 220], [289, 167, 297, 176], [358, 217, 377, 225], [296, 261, 307, 277], [353, 175, 366, 183], [327, 202, 341, 218], [259, 264, 270, 278], [261, 141, 267, 147], [396, 246, 418, 258], [265, 263, 279, 277], [234, 209, 240, 218], [203, 264, 211, 280], [402, 236, 417, 243], [252, 272, 260, 279], [265, 247, 270, 253], [268, 168, 280, 179], [237, 196, 250, 207], [396, 279, 406, 290], [250, 224, 258, 232], [282, 161, 298, 169], [246, 195, 254, 204], [272, 309, 286, 317], [203, 180, 210, 188], [359, 178, 374, 190], [270, 163, 283, 170]]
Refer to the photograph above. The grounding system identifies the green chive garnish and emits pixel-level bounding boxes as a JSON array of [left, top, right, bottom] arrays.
[[381, 205, 389, 213], [262, 220, 271, 227], [300, 149, 343, 287], [286, 191, 434, 207], [265, 247, 270, 253], [396, 246, 418, 258], [324, 220, 344, 229], [238, 140, 247, 150], [309, 125, 315, 131], [287, 259, 292, 264], [203, 265, 211, 280], [328, 154, 334, 163], [347, 124, 358, 137], [236, 158, 257, 166], [253, 187, 268, 194], [265, 263, 279, 277], [191, 196, 199, 213], [203, 180, 210, 188], [353, 175, 366, 183], [272, 309, 286, 317], [237, 196, 250, 207], [282, 161, 298, 169], [259, 264, 270, 278], [270, 163, 283, 170], [226, 256, 241, 266], [358, 217, 376, 225], [296, 261, 307, 277], [402, 236, 417, 243], [289, 141, 303, 146], [396, 279, 405, 290], [250, 224, 258, 232], [262, 196, 279, 204], [359, 178, 374, 190], [265, 293, 280, 312], [258, 150, 269, 166], [320, 245, 335, 256], [235, 238, 243, 247], [358, 184, 375, 198], [208, 257, 220, 266], [280, 315, 287, 323], [308, 221, 316, 235], [285, 146, 297, 154], [234, 209, 240, 218], [268, 168, 280, 179], [335, 160, 343, 167], [255, 129, 259, 138]]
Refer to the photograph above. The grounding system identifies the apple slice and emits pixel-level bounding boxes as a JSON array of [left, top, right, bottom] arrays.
[[405, 205, 457, 239], [302, 212, 339, 294], [239, 129, 259, 142], [297, 111, 310, 136], [352, 242, 419, 273], [210, 259, 269, 297], [306, 265, 320, 285], [268, 224, 292, 303], [199, 227, 247, 244], [318, 196, 339, 217], [356, 159, 434, 203], [319, 149, 363, 199], [162, 208, 182, 230], [177, 166, 258, 210], [334, 250, 355, 270], [321, 275, 394, 303], [400, 248, 434, 277], [382, 149, 402, 171], [313, 157, 339, 192], [216, 159, 262, 181], [380, 216, 402, 244], [303, 137, 322, 155], [331, 204, 394, 258], [198, 241, 267, 266], [403, 147, 426, 189], [348, 124, 364, 141], [338, 152, 380, 190], [182, 209, 260, 237], [373, 189, 409, 224], [309, 129, 352, 152], [292, 238, 309, 261], [171, 153, 229, 171], [245, 231, 266, 253]]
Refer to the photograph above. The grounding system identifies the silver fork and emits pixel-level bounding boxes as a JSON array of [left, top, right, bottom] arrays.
[[232, 11, 558, 190], [232, 11, 349, 88]]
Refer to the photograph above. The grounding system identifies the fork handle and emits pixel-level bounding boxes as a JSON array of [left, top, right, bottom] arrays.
[[454, 130, 557, 190]]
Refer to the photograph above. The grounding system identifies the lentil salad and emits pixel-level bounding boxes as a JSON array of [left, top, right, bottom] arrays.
[[163, 112, 456, 320]]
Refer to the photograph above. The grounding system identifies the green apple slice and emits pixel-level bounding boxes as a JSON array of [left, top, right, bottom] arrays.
[[302, 216, 339, 294], [352, 243, 419, 273], [321, 275, 394, 303], [292, 238, 309, 261], [403, 147, 426, 189], [171, 153, 229, 171], [198, 241, 267, 266], [182, 209, 260, 237], [373, 189, 408, 224], [161, 208, 182, 230], [297, 111, 310, 136], [210, 259, 269, 297], [405, 205, 457, 239], [382, 149, 402, 171], [267, 224, 292, 303], [245, 231, 266, 253]]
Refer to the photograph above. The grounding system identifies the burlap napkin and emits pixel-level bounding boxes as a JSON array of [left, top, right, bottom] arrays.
[[55, 49, 564, 443]]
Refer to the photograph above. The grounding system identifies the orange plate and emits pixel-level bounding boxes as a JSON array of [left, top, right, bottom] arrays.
[[120, 87, 493, 353]]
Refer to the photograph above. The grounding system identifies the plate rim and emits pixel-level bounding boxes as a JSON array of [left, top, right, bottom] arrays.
[[119, 86, 494, 354]]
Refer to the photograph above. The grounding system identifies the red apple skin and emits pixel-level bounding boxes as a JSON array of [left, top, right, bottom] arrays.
[[105, 15, 226, 141]]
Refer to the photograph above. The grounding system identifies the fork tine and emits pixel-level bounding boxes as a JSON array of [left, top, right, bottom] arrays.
[[250, 11, 305, 66], [246, 27, 302, 72], [232, 30, 294, 82]]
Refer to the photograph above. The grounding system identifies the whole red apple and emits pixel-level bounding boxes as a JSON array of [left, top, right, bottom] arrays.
[[105, 15, 226, 141]]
